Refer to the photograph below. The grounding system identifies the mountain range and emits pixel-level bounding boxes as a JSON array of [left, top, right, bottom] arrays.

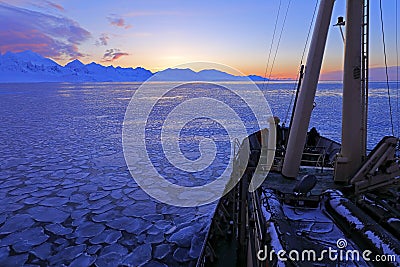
[[0, 51, 267, 83], [320, 66, 400, 81]]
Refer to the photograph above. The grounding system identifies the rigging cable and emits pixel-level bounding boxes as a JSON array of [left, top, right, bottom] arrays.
[[379, 0, 395, 136], [396, 0, 399, 137], [284, 0, 319, 125], [265, 0, 292, 84], [261, 0, 282, 90]]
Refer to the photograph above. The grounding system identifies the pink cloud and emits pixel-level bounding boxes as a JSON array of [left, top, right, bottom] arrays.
[[45, 1, 64, 12], [112, 52, 128, 60], [107, 15, 132, 29], [0, 3, 91, 59], [102, 48, 129, 62]]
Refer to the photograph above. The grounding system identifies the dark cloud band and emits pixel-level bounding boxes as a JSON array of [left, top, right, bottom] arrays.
[[0, 3, 91, 59]]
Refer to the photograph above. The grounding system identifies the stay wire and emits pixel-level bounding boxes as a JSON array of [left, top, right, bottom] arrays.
[[379, 0, 395, 136], [266, 0, 292, 83], [284, 0, 319, 125], [396, 0, 399, 138], [262, 0, 282, 91]]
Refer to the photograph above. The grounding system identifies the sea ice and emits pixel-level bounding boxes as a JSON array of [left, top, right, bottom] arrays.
[[75, 222, 105, 237], [122, 243, 152, 266], [89, 229, 122, 245], [167, 225, 196, 247], [45, 223, 73, 235], [154, 244, 172, 260], [0, 214, 34, 234], [172, 247, 191, 263], [30, 242, 52, 260], [1, 227, 49, 252]]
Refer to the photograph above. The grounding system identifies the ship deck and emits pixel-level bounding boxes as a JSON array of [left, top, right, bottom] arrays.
[[262, 167, 340, 195]]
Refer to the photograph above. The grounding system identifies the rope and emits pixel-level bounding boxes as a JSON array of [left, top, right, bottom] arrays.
[[261, 0, 282, 90], [284, 0, 319, 125], [379, 0, 395, 136]]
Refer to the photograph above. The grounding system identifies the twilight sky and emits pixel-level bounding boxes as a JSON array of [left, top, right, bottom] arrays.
[[0, 0, 399, 78]]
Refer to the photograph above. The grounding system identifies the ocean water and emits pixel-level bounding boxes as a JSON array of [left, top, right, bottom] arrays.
[[263, 81, 399, 149], [0, 81, 398, 265]]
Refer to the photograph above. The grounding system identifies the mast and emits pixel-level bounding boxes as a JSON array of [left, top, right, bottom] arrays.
[[334, 0, 365, 182], [282, 0, 335, 178], [361, 0, 369, 159]]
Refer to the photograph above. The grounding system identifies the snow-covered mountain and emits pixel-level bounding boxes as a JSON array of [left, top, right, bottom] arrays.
[[0, 51, 153, 82], [0, 51, 266, 82], [320, 66, 400, 81], [153, 68, 266, 81]]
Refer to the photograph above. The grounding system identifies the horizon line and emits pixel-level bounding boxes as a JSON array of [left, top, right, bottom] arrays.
[[2, 50, 400, 81]]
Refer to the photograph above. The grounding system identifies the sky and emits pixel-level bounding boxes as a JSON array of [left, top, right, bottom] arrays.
[[0, 0, 399, 79]]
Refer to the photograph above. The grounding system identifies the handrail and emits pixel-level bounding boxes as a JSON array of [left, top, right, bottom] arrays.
[[301, 146, 326, 172]]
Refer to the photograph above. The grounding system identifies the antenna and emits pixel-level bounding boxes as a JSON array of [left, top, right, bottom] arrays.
[[334, 16, 346, 42]]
